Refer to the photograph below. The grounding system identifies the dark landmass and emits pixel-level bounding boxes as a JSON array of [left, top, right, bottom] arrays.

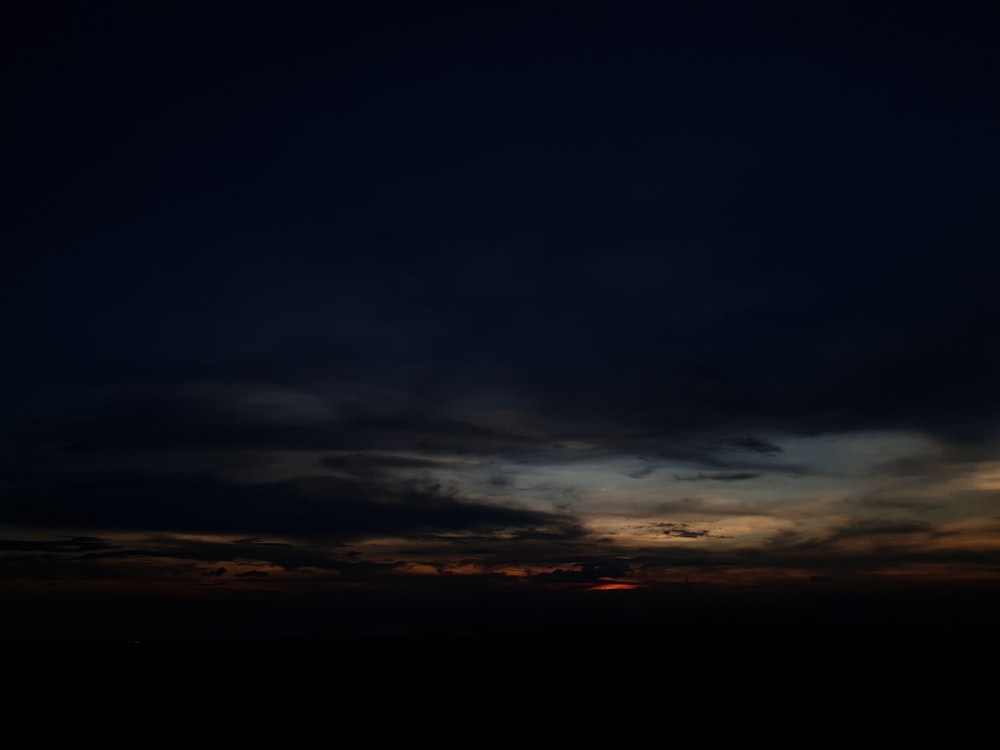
[[5, 581, 999, 660]]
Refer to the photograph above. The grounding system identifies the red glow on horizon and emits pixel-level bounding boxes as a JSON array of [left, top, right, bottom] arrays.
[[588, 582, 639, 591]]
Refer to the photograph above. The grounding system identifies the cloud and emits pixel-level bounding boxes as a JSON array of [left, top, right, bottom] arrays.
[[5, 382, 546, 458], [234, 538, 293, 548], [625, 464, 657, 479], [321, 453, 449, 476], [533, 561, 635, 584], [654, 497, 769, 517], [77, 536, 360, 576], [0, 470, 580, 543], [825, 519, 936, 542], [673, 472, 760, 482], [0, 536, 110, 553], [623, 436, 799, 477], [846, 495, 941, 512], [650, 522, 715, 539], [713, 435, 783, 454]]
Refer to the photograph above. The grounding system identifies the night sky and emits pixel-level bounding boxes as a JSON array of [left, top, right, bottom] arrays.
[[4, 1, 1000, 647]]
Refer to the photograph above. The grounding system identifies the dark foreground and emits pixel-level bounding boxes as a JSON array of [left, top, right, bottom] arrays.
[[4, 581, 1000, 663]]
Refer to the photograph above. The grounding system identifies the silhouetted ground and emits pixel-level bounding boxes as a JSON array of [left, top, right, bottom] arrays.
[[4, 581, 999, 662]]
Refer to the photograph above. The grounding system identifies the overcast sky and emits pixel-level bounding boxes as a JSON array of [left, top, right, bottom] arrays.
[[4, 1, 1000, 644]]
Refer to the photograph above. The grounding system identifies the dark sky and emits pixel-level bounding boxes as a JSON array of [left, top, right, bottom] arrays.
[[3, 1, 1000, 645]]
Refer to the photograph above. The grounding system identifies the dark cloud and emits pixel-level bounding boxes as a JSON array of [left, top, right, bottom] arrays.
[[846, 495, 942, 513], [654, 498, 768, 517], [72, 536, 332, 571], [233, 538, 293, 548], [673, 472, 761, 482], [826, 519, 937, 542], [625, 463, 657, 479], [4, 386, 542, 457], [0, 471, 579, 541], [651, 523, 715, 539], [626, 438, 801, 477], [713, 436, 783, 455], [533, 561, 635, 585], [748, 519, 949, 568], [623, 523, 1000, 582], [321, 453, 450, 476], [0, 536, 110, 553], [77, 548, 166, 561], [871, 309, 1000, 431]]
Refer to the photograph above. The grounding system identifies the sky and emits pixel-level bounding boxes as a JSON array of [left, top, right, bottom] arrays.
[[3, 1, 1000, 644]]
